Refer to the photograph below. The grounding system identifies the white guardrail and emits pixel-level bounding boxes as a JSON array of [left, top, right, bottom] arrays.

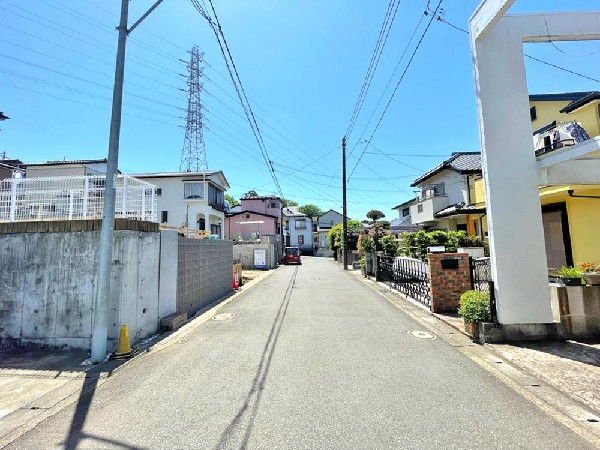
[[0, 175, 157, 223]]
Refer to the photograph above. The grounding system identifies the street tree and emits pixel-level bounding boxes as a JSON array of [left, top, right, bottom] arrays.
[[366, 210, 385, 222], [225, 194, 239, 207], [243, 190, 258, 198]]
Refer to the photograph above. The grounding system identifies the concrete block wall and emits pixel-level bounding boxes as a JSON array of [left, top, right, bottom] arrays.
[[232, 243, 276, 269], [428, 253, 471, 313], [0, 229, 160, 350], [552, 285, 600, 339], [177, 239, 233, 316]]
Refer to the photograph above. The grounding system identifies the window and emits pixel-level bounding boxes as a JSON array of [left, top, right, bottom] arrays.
[[161, 211, 168, 223], [269, 201, 276, 208], [295, 219, 306, 229], [208, 184, 224, 208], [298, 235, 304, 245], [417, 204, 423, 213], [156, 188, 162, 196], [402, 208, 409, 217], [211, 224, 221, 236], [197, 217, 206, 230], [183, 182, 204, 199], [530, 106, 537, 121]]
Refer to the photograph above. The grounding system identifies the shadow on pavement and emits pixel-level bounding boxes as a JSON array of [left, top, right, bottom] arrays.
[[510, 339, 600, 367], [214, 265, 298, 450]]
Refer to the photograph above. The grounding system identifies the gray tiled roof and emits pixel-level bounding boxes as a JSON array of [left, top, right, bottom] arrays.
[[411, 152, 481, 187], [434, 202, 486, 218]]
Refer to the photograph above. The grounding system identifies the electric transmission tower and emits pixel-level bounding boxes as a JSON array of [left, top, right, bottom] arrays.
[[180, 46, 208, 172]]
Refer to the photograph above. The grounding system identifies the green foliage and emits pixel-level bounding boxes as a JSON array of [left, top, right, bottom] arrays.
[[299, 204, 323, 218], [225, 194, 239, 207], [281, 198, 298, 207], [357, 234, 374, 256], [397, 230, 486, 260], [366, 209, 385, 222], [243, 190, 258, 198], [558, 266, 583, 278], [458, 291, 491, 323], [381, 234, 399, 257], [327, 220, 362, 254]]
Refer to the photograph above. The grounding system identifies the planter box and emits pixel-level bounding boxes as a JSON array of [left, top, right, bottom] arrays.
[[457, 247, 485, 258], [463, 319, 480, 341], [583, 273, 600, 286], [561, 277, 583, 286]]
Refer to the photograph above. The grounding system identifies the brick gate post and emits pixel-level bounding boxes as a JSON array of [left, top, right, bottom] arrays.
[[427, 253, 471, 313]]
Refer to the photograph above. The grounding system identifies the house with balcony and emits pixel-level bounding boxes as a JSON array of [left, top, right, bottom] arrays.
[[283, 206, 314, 255], [131, 170, 229, 238], [409, 152, 486, 236]]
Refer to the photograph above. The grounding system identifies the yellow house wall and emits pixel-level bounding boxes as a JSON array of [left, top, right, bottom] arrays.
[[530, 100, 600, 138], [539, 186, 600, 265]]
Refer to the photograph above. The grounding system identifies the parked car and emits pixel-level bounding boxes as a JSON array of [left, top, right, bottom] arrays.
[[283, 247, 302, 265]]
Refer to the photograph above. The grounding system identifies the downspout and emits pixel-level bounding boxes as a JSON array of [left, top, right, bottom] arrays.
[[568, 189, 600, 199]]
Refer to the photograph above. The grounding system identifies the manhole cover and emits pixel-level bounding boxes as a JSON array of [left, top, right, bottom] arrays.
[[408, 330, 437, 340], [212, 313, 235, 321]]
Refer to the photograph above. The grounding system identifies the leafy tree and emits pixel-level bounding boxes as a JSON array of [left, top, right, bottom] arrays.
[[299, 204, 323, 218], [243, 190, 258, 198], [381, 234, 399, 257], [225, 194, 239, 207], [281, 198, 298, 207], [327, 220, 362, 257], [357, 234, 374, 256], [366, 210, 385, 222]]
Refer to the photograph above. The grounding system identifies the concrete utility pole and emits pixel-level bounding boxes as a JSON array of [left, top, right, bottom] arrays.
[[342, 136, 348, 271], [91, 0, 165, 363]]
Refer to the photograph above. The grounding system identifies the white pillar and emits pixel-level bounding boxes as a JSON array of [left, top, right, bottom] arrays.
[[471, 20, 552, 324]]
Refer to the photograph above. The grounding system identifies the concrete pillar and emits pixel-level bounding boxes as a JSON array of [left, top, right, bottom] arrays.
[[158, 230, 178, 319], [471, 21, 552, 324]]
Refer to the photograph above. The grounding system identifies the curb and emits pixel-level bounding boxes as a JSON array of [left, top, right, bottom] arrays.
[[352, 269, 600, 448]]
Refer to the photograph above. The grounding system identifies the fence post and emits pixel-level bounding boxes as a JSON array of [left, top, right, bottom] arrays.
[[83, 177, 89, 219], [141, 187, 146, 220], [9, 178, 16, 221], [121, 176, 127, 218], [151, 187, 156, 222], [68, 190, 74, 220], [469, 256, 474, 289]]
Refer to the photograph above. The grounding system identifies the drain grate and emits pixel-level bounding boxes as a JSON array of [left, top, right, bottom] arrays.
[[212, 313, 235, 321], [408, 330, 437, 340]]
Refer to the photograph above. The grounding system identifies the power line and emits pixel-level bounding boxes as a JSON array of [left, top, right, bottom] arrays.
[[345, 0, 402, 139], [348, 0, 444, 180], [436, 15, 600, 84], [189, 0, 284, 198]]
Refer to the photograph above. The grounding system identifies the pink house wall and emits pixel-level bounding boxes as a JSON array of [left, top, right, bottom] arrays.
[[240, 198, 282, 221], [225, 212, 277, 239]]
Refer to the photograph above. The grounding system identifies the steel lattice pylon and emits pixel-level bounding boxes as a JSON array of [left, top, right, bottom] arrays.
[[180, 46, 208, 172]]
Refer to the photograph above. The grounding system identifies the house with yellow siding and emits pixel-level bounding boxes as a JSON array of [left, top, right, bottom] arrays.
[[408, 91, 600, 268]]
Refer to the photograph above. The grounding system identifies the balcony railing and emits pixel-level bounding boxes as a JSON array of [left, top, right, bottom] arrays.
[[0, 175, 157, 223]]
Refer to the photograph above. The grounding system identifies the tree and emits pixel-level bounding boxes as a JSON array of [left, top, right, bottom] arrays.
[[243, 190, 258, 198], [281, 198, 298, 207], [327, 220, 362, 257], [225, 194, 239, 207], [366, 210, 385, 222], [299, 204, 323, 218]]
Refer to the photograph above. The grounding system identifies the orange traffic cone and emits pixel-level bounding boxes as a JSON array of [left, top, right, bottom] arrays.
[[232, 275, 239, 290], [109, 324, 136, 360]]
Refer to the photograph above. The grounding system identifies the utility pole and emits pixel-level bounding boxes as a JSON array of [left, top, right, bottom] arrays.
[[91, 0, 165, 363], [342, 136, 348, 271]]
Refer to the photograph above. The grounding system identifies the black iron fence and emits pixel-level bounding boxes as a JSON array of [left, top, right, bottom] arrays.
[[377, 256, 431, 307], [469, 257, 498, 324]]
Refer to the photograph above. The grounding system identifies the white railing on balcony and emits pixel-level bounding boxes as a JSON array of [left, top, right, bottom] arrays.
[[0, 175, 157, 223]]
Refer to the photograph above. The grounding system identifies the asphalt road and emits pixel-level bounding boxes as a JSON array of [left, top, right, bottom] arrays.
[[6, 257, 594, 449]]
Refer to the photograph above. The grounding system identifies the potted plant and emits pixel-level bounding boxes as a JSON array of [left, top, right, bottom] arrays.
[[458, 290, 491, 340], [578, 262, 600, 286], [556, 266, 584, 286]]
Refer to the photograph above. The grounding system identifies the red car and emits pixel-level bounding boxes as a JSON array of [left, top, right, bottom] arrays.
[[283, 247, 302, 265]]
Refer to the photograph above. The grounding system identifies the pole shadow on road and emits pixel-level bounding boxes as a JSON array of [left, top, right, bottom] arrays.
[[215, 265, 299, 450]]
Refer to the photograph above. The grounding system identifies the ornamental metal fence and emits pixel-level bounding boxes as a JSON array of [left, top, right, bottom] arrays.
[[469, 256, 498, 323], [0, 175, 157, 223], [377, 255, 431, 307]]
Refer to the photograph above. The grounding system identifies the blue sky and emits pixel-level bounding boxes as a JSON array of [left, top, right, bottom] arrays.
[[1, 0, 599, 221]]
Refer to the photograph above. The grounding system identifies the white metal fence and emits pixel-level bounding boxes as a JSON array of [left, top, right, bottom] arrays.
[[0, 175, 157, 222]]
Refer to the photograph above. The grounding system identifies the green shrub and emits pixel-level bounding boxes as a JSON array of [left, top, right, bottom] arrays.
[[458, 290, 491, 322], [381, 234, 399, 257], [558, 266, 582, 278], [357, 234, 374, 256]]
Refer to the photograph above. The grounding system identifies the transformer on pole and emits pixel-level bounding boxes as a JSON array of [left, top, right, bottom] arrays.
[[180, 46, 208, 172]]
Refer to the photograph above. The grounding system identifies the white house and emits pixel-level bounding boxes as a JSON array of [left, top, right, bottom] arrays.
[[283, 206, 314, 254], [316, 209, 344, 256], [24, 159, 110, 177], [390, 198, 421, 235], [130, 171, 229, 238], [409, 152, 485, 232]]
